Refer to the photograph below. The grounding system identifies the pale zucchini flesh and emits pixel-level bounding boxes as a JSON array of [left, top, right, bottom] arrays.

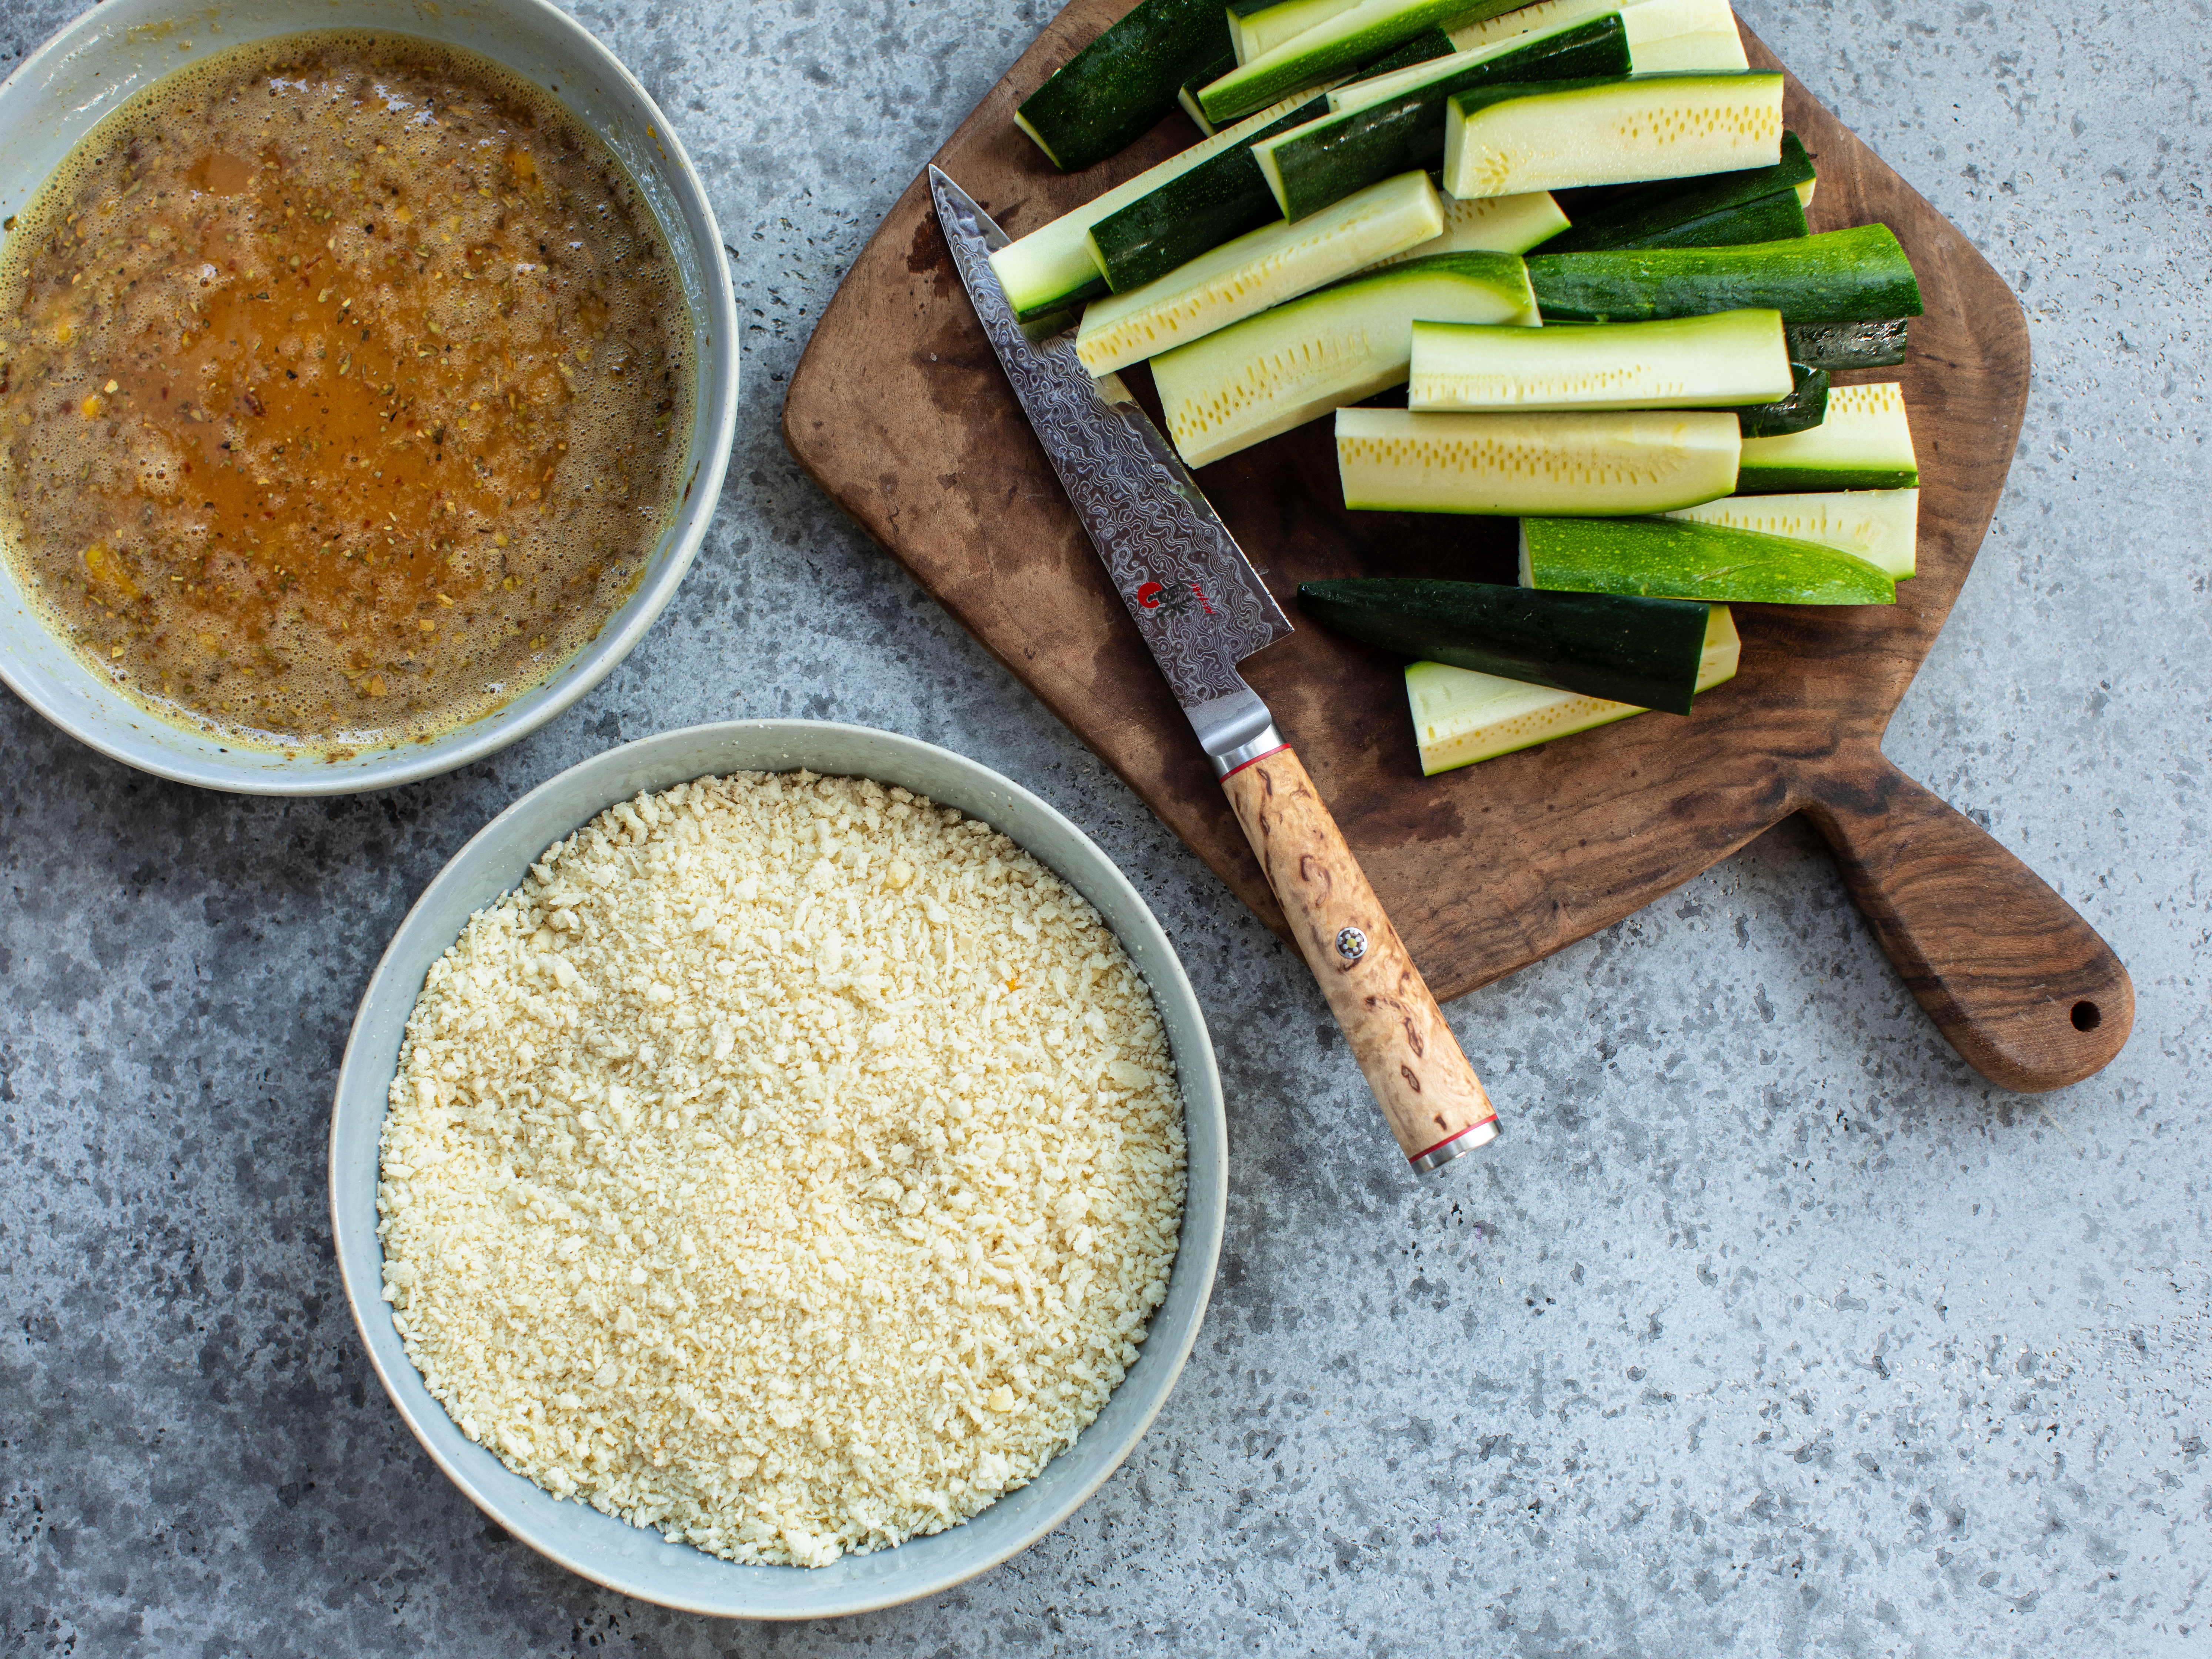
[[1447, 0, 1620, 53], [1232, 0, 1367, 63], [1360, 189, 1570, 272], [1407, 306, 1791, 411], [1199, 0, 1524, 123], [1445, 72, 1785, 199], [1408, 602, 1738, 772], [988, 89, 1321, 320], [1735, 381, 1918, 492], [1330, 0, 1743, 115], [1336, 406, 1741, 514], [1257, 15, 1633, 220], [1665, 488, 1918, 579], [1444, 0, 1737, 60], [1154, 251, 1539, 467], [1076, 170, 1443, 374], [1612, 0, 1747, 73]]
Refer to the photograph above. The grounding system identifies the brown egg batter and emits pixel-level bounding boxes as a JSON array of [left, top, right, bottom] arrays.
[[0, 32, 693, 751]]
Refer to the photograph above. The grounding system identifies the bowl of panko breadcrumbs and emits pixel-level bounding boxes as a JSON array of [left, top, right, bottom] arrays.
[[330, 720, 1226, 1617]]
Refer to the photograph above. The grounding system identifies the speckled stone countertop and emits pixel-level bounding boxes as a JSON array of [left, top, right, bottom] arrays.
[[4, 0, 2207, 1653]]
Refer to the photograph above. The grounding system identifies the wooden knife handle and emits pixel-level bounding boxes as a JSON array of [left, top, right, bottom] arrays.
[[1222, 744, 1498, 1171], [1802, 753, 2133, 1092]]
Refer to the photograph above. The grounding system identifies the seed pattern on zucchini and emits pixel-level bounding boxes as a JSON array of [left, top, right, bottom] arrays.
[[1445, 72, 1785, 199], [1154, 251, 1538, 467], [1337, 407, 1742, 515], [1077, 170, 1445, 374], [1361, 190, 1570, 273], [1088, 91, 1334, 293], [1735, 381, 1918, 493], [1407, 307, 1793, 412], [1252, 16, 1633, 221], [1665, 488, 1919, 579], [1016, 0, 1236, 172]]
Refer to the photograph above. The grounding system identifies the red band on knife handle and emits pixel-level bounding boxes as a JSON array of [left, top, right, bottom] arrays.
[[1218, 743, 1289, 782]]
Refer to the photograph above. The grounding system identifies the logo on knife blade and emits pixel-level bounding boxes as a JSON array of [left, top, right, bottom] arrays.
[[1135, 579, 1214, 618]]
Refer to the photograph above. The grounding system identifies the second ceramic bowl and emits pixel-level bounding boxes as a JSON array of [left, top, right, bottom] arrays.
[[329, 720, 1227, 1617]]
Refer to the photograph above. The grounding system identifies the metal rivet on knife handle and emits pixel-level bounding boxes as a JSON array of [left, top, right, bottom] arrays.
[[1221, 744, 1499, 1175]]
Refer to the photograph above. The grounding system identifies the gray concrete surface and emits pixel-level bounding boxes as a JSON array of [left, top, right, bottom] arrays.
[[4, 0, 2207, 1651]]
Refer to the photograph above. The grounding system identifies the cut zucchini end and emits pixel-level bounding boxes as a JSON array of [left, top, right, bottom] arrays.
[[1252, 135, 1297, 217], [1699, 604, 1741, 688], [1409, 660, 1642, 773], [1011, 108, 1067, 171], [1405, 598, 1742, 774], [1735, 381, 1919, 495], [1178, 83, 1220, 136]]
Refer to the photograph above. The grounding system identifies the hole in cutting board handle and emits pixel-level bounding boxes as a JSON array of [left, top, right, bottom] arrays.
[[2071, 1001, 2103, 1032]]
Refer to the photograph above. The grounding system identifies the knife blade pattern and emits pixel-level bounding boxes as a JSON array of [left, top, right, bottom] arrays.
[[929, 168, 1292, 715]]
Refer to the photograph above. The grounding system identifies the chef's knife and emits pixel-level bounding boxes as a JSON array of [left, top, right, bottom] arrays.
[[930, 166, 1498, 1175]]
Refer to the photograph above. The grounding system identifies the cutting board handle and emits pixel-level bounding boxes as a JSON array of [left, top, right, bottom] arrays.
[[1222, 744, 1499, 1172], [1802, 754, 2132, 1091]]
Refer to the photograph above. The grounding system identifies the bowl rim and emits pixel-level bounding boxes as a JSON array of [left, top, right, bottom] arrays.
[[328, 719, 1227, 1617], [0, 0, 742, 796]]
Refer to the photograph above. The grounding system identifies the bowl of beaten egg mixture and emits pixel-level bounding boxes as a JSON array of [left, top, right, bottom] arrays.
[[0, 0, 739, 791]]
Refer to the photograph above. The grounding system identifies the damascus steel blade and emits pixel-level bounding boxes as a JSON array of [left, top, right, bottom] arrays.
[[930, 167, 1292, 754]]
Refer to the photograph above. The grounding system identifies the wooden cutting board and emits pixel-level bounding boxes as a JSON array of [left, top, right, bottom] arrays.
[[783, 2, 2132, 1092]]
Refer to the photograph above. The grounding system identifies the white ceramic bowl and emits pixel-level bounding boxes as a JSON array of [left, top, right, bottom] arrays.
[[0, 0, 739, 793], [329, 721, 1227, 1616]]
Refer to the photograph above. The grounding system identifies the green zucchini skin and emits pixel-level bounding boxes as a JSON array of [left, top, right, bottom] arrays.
[[1521, 516, 1898, 605], [1298, 577, 1713, 714], [1532, 132, 1815, 252], [1259, 18, 1632, 221], [1092, 31, 1455, 293], [1527, 224, 1924, 324], [1730, 362, 1830, 438], [1017, 0, 1236, 172], [1786, 317, 1912, 369], [1628, 189, 1806, 250], [1090, 93, 1330, 292], [1177, 47, 1242, 134], [1200, 0, 1524, 123]]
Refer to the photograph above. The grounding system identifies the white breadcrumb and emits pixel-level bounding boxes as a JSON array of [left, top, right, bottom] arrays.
[[376, 770, 1187, 1567]]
